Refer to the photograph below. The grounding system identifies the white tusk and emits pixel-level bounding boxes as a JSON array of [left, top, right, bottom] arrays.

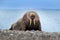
[[34, 19, 35, 25], [30, 19, 32, 25]]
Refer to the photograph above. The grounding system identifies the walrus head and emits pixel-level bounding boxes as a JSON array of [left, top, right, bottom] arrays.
[[23, 11, 40, 26]]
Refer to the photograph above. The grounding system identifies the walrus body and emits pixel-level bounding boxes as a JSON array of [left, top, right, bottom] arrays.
[[10, 11, 42, 31]]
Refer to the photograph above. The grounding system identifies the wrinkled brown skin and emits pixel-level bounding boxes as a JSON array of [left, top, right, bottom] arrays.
[[9, 11, 42, 31]]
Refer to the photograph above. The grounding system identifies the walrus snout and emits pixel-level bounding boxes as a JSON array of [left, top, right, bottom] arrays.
[[30, 14, 36, 26], [30, 15, 35, 20]]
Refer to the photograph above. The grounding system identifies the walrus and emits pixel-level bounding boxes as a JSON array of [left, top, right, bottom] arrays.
[[9, 11, 42, 31]]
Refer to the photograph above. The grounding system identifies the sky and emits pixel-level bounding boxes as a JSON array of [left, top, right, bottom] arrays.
[[0, 0, 60, 32], [0, 0, 60, 9]]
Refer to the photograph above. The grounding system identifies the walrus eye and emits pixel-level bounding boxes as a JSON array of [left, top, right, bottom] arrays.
[[30, 15, 35, 20]]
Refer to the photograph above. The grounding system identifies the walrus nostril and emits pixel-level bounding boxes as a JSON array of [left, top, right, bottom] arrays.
[[31, 15, 35, 20]]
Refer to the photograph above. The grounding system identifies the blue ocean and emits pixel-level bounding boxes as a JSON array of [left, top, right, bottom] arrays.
[[0, 9, 60, 32]]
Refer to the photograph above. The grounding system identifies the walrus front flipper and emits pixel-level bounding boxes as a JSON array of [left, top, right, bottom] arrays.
[[9, 22, 21, 30]]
